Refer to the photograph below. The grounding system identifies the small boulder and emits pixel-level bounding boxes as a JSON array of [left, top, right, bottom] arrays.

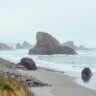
[[18, 58, 37, 70], [81, 68, 92, 82]]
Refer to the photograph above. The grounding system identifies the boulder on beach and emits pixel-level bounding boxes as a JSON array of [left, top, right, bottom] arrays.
[[18, 57, 37, 70], [82, 68, 92, 82], [29, 32, 77, 55], [0, 43, 13, 50]]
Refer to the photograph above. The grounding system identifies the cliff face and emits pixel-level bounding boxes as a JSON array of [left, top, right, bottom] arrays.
[[29, 32, 77, 55]]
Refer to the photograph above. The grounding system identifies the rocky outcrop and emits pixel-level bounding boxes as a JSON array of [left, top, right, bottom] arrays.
[[16, 41, 32, 49], [63, 41, 78, 49], [16, 43, 22, 49], [0, 58, 48, 88], [17, 58, 37, 70], [82, 68, 92, 82], [0, 43, 13, 50], [0, 72, 34, 96], [23, 41, 32, 48], [63, 41, 90, 51], [29, 32, 77, 55], [78, 45, 90, 50]]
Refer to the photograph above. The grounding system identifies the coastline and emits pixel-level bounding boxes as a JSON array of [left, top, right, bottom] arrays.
[[18, 67, 96, 96], [0, 57, 96, 96]]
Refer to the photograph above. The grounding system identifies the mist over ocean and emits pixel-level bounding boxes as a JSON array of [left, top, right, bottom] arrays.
[[0, 47, 96, 90]]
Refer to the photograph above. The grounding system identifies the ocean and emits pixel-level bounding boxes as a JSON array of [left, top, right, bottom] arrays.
[[0, 49, 96, 90]]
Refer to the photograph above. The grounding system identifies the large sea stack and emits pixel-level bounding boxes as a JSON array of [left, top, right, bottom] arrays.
[[29, 32, 77, 55]]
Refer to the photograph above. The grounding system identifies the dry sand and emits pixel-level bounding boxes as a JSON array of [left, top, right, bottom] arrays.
[[19, 68, 96, 96]]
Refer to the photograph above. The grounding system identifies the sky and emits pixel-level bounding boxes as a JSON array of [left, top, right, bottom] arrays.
[[0, 0, 96, 47]]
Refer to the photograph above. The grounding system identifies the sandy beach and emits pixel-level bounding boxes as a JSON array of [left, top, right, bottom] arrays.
[[19, 68, 96, 96]]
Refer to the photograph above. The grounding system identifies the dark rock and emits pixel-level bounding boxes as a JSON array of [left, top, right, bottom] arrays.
[[29, 32, 77, 55], [18, 58, 37, 70], [82, 68, 92, 82], [16, 43, 22, 49], [0, 43, 13, 50]]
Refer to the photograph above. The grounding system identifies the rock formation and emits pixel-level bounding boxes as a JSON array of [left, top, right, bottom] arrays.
[[16, 41, 32, 49], [23, 41, 32, 48], [82, 68, 92, 82], [63, 41, 78, 49], [78, 45, 90, 50], [0, 58, 48, 87], [0, 72, 34, 96], [29, 32, 77, 55], [17, 57, 37, 70], [63, 41, 90, 50], [16, 43, 22, 49], [0, 43, 13, 50]]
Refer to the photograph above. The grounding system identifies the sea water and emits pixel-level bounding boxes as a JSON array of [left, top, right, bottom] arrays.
[[0, 49, 96, 90]]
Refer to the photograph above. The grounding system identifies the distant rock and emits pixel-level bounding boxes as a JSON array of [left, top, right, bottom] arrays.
[[0, 43, 13, 50], [63, 41, 90, 51], [78, 45, 90, 50], [63, 41, 78, 49], [16, 43, 22, 49], [16, 41, 32, 49], [29, 32, 77, 55], [82, 68, 92, 82], [17, 57, 37, 70], [23, 41, 32, 49]]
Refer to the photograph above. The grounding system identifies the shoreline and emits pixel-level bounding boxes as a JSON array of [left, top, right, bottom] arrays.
[[0, 57, 96, 96], [18, 67, 96, 96]]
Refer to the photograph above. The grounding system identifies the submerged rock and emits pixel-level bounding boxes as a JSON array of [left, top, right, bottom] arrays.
[[82, 68, 92, 82], [29, 32, 77, 55], [18, 58, 37, 70]]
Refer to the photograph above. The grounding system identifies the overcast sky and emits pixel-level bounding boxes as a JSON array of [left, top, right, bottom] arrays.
[[0, 0, 96, 47]]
